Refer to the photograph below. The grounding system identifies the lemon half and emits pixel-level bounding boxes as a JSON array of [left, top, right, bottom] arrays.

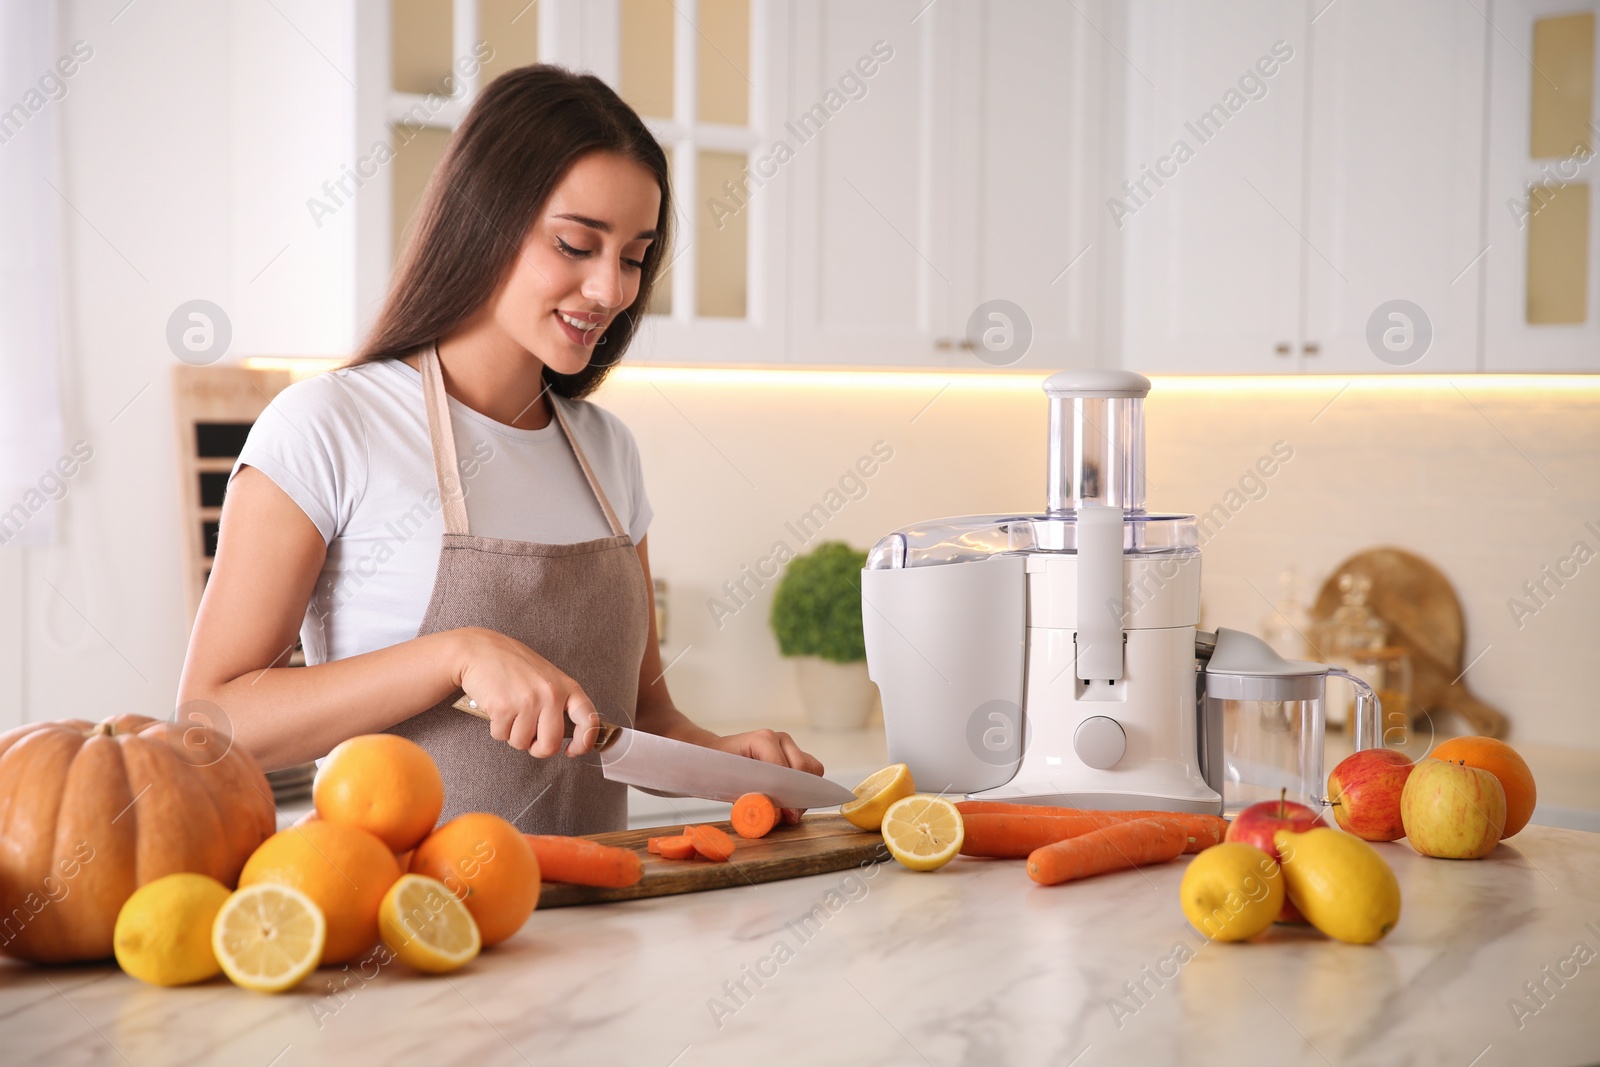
[[881, 794, 965, 871], [379, 874, 482, 974], [840, 763, 916, 831], [212, 883, 326, 993]]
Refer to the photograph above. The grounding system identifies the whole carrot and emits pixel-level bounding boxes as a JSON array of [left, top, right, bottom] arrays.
[[1026, 818, 1188, 886], [523, 835, 643, 888], [956, 803, 1226, 854], [960, 813, 1108, 857]]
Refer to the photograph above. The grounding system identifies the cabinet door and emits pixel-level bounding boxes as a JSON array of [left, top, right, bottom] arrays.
[[1483, 0, 1600, 371], [787, 0, 968, 364], [1301, 0, 1486, 374], [546, 0, 791, 364], [1116, 0, 1309, 374], [969, 0, 1105, 370]]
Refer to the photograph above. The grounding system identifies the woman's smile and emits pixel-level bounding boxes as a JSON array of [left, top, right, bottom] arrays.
[[555, 308, 608, 347]]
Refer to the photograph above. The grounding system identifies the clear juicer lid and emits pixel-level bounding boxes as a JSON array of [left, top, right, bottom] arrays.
[[866, 513, 1199, 569], [867, 371, 1198, 570]]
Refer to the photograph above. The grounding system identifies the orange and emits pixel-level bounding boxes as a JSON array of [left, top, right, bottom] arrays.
[[314, 734, 444, 852], [1430, 736, 1537, 838], [239, 821, 402, 964], [409, 813, 539, 946]]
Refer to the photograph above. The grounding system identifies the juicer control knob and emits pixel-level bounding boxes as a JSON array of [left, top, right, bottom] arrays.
[[1073, 716, 1126, 770]]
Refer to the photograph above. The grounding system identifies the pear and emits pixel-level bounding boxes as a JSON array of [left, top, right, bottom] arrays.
[[1273, 828, 1401, 944]]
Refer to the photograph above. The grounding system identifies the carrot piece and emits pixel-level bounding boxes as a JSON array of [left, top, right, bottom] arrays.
[[686, 824, 736, 862], [646, 837, 665, 855], [523, 834, 643, 888], [1026, 818, 1187, 886], [731, 793, 779, 839], [955, 802, 1227, 855], [655, 835, 697, 860], [960, 813, 1099, 858]]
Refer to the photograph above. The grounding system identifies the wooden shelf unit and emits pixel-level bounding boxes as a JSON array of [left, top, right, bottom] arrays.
[[170, 365, 292, 629]]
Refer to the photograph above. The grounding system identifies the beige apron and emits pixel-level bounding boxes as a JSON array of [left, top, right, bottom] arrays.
[[387, 345, 651, 836]]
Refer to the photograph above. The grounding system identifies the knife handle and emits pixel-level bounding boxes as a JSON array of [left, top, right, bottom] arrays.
[[449, 695, 623, 751]]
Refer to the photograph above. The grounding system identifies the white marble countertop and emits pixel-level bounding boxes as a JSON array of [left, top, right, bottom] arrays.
[[3, 823, 1598, 1067]]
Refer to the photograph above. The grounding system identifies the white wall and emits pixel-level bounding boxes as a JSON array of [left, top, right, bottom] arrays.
[[592, 369, 1600, 751], [0, 0, 355, 731]]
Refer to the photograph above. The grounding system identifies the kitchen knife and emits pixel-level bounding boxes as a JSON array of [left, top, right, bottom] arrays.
[[451, 696, 857, 810]]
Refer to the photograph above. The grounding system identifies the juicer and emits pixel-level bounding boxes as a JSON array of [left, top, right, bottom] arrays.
[[861, 370, 1378, 815]]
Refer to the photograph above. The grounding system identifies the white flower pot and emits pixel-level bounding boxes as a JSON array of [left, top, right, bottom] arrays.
[[792, 656, 877, 731]]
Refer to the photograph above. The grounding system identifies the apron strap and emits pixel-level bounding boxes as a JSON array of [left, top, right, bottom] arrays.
[[551, 400, 628, 540], [420, 344, 629, 541], [420, 345, 470, 536]]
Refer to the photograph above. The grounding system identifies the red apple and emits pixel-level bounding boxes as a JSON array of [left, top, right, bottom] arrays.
[[1327, 749, 1415, 841], [1225, 791, 1324, 923], [1401, 758, 1506, 859]]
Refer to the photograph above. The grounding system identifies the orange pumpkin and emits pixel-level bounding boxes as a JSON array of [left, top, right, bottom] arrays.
[[0, 714, 276, 963]]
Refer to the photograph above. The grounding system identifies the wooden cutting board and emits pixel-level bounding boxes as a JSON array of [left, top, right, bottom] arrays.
[[1311, 547, 1509, 738], [536, 814, 889, 908]]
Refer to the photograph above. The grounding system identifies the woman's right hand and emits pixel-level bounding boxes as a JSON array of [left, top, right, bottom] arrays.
[[451, 627, 604, 757]]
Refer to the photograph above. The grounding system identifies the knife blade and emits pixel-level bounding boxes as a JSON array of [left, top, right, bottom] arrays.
[[451, 696, 857, 810]]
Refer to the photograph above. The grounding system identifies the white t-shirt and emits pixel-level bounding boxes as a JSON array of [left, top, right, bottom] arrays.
[[231, 358, 652, 666]]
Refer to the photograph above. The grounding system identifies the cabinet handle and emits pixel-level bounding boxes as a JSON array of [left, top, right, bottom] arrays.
[[1274, 342, 1292, 356], [1303, 342, 1320, 356]]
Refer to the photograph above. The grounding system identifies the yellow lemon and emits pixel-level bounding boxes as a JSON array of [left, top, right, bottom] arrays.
[[113, 873, 231, 987], [840, 763, 916, 831], [1274, 828, 1401, 944], [212, 883, 326, 993], [881, 794, 964, 871], [379, 874, 482, 974], [1179, 842, 1284, 942]]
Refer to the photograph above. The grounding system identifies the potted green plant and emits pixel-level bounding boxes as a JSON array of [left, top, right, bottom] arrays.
[[769, 541, 878, 731]]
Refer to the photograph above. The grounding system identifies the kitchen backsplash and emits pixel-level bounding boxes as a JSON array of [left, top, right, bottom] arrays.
[[592, 371, 1600, 751]]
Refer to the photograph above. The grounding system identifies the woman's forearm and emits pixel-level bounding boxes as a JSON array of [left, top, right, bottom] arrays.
[[184, 629, 470, 771], [632, 699, 718, 745]]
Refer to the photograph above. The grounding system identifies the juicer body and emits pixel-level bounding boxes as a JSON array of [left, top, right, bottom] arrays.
[[862, 546, 1224, 812]]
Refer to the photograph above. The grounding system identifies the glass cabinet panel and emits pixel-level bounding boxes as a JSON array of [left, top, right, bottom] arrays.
[[479, 0, 540, 87], [697, 149, 749, 318], [1530, 13, 1595, 158], [620, 0, 676, 119], [392, 0, 454, 94], [696, 0, 750, 126], [1527, 182, 1590, 324], [391, 124, 453, 262]]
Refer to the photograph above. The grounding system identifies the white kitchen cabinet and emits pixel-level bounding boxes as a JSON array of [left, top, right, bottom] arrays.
[[1300, 0, 1487, 374], [1482, 0, 1600, 372], [1117, 0, 1489, 375], [787, 0, 1103, 369], [1115, 0, 1310, 374]]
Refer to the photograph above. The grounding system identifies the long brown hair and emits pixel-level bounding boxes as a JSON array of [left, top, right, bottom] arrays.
[[350, 65, 671, 400]]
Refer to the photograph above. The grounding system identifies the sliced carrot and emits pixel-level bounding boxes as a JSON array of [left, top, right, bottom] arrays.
[[646, 838, 663, 855], [731, 793, 779, 839], [1026, 818, 1187, 886], [654, 835, 697, 860], [686, 824, 736, 862], [955, 802, 1226, 854], [523, 834, 643, 888]]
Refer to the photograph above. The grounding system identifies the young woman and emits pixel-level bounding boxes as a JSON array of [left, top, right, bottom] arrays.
[[177, 65, 824, 836]]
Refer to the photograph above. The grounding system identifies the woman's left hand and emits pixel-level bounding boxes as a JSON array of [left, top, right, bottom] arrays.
[[701, 728, 826, 825]]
